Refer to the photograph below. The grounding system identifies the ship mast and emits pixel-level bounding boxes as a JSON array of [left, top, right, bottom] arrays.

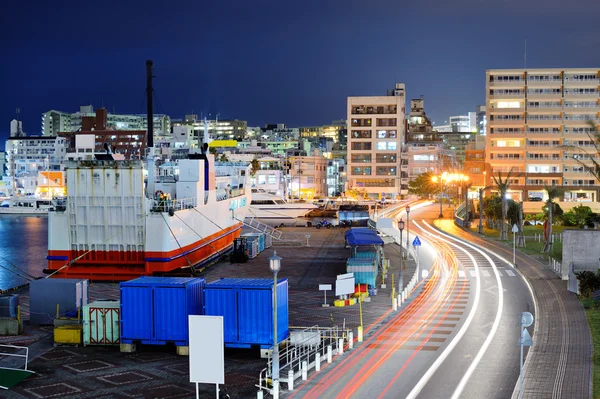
[[146, 60, 156, 198]]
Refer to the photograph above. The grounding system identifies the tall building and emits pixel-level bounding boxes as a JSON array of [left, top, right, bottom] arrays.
[[476, 105, 487, 135], [405, 99, 454, 181], [347, 83, 406, 200], [172, 115, 247, 141], [42, 106, 170, 137], [486, 68, 600, 202]]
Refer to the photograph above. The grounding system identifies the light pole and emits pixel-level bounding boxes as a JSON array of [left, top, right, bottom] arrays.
[[269, 251, 282, 399], [398, 219, 405, 290], [405, 206, 411, 258], [512, 224, 518, 266]]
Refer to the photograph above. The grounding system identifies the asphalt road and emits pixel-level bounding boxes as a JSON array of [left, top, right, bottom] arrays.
[[291, 202, 535, 399]]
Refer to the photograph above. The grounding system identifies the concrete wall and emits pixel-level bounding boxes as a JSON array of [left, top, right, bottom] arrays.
[[562, 229, 600, 279]]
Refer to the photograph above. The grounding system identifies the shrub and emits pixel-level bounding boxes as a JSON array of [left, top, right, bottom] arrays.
[[576, 270, 600, 298], [523, 220, 531, 226]]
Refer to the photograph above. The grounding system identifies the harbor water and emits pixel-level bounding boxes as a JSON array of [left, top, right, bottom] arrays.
[[0, 215, 48, 290]]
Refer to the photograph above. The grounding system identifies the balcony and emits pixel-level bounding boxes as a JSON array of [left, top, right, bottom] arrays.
[[564, 91, 599, 99], [488, 92, 525, 100], [489, 118, 525, 126], [564, 78, 600, 87]]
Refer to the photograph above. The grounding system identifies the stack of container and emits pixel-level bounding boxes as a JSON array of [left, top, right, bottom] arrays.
[[120, 277, 205, 355], [242, 233, 265, 259], [204, 278, 289, 348], [346, 258, 377, 288]]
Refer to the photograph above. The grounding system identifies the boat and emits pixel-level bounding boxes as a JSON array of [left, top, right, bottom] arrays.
[[247, 188, 317, 220], [0, 197, 54, 214], [46, 155, 251, 280], [45, 60, 251, 281]]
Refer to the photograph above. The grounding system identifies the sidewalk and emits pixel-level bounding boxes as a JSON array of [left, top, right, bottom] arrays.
[[436, 220, 592, 399]]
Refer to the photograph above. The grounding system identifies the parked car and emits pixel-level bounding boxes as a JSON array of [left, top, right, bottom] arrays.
[[528, 196, 543, 202]]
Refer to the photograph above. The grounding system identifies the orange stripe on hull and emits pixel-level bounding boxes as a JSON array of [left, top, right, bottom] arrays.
[[47, 223, 242, 281]]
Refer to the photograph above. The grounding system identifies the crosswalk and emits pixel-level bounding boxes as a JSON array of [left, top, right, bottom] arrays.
[[457, 268, 517, 279]]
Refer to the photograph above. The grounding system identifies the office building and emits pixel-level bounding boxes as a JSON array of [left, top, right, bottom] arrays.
[[486, 68, 600, 203], [347, 83, 406, 200], [476, 105, 487, 135]]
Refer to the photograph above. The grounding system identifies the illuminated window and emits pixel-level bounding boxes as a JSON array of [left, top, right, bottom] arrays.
[[497, 101, 521, 108]]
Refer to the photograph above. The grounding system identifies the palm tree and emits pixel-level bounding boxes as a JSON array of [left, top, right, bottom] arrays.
[[542, 185, 564, 253], [492, 168, 514, 240], [561, 121, 600, 181]]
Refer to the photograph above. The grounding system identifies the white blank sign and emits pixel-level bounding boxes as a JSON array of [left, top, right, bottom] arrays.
[[336, 276, 355, 296], [189, 315, 224, 384]]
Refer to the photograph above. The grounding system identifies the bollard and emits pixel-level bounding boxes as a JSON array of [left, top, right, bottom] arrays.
[[393, 297, 397, 311], [301, 361, 307, 381], [327, 345, 332, 363], [348, 331, 354, 349], [273, 380, 279, 399], [397, 293, 402, 305], [357, 325, 363, 342], [338, 338, 344, 355], [315, 353, 321, 372], [258, 390, 264, 399], [288, 369, 294, 391]]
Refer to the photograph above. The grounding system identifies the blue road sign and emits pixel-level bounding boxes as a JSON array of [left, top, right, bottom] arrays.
[[412, 236, 421, 246]]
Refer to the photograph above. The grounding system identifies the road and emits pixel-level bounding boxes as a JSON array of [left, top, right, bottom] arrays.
[[290, 202, 535, 399]]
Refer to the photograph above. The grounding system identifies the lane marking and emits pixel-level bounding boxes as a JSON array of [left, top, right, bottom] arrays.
[[458, 270, 466, 279], [505, 269, 516, 277], [419, 221, 506, 399], [482, 269, 491, 277]]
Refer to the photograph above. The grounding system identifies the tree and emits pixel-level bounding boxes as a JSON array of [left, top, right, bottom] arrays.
[[562, 121, 600, 182], [219, 154, 229, 162], [250, 158, 260, 176], [492, 168, 515, 240], [407, 172, 440, 198], [563, 205, 594, 228], [209, 147, 218, 156], [542, 185, 564, 253]]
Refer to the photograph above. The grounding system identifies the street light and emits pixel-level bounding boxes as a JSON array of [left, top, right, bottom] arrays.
[[398, 219, 405, 291], [269, 251, 282, 399], [432, 175, 444, 218], [405, 206, 411, 257]]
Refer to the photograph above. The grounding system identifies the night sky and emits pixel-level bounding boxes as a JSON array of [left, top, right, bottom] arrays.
[[1, 0, 600, 145]]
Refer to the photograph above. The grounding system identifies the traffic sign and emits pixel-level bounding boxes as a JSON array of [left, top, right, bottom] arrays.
[[406, 206, 410, 213], [412, 236, 421, 246], [521, 312, 534, 327], [512, 224, 519, 233], [518, 328, 533, 347]]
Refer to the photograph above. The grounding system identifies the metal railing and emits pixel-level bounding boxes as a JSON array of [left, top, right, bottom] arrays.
[[257, 326, 349, 394], [0, 344, 29, 371]]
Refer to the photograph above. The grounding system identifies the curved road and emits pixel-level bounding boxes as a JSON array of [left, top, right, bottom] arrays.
[[291, 202, 535, 398]]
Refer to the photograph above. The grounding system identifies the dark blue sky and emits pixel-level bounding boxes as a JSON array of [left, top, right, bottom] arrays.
[[1, 0, 600, 144]]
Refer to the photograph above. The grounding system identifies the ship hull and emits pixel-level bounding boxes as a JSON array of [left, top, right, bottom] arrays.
[[47, 222, 242, 280]]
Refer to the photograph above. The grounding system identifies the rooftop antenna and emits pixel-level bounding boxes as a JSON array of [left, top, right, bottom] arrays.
[[524, 39, 527, 69], [146, 60, 155, 148]]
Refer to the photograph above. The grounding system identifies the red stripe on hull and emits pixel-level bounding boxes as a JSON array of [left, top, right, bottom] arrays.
[[47, 223, 242, 281]]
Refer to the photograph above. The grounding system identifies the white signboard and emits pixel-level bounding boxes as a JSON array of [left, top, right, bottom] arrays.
[[319, 284, 332, 291], [189, 315, 224, 384], [336, 273, 355, 296]]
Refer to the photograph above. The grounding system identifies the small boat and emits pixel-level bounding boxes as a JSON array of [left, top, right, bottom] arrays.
[[248, 188, 318, 220], [0, 197, 54, 214]]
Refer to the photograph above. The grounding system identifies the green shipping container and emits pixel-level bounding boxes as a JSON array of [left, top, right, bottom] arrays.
[[82, 300, 120, 346]]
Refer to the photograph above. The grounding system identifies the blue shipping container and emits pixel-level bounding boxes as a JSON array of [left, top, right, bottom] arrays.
[[120, 277, 205, 346], [204, 278, 289, 348]]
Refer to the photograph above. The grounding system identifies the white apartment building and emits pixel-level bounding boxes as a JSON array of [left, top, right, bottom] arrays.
[[4, 136, 68, 195], [486, 68, 600, 204], [347, 83, 406, 200], [289, 153, 328, 200], [42, 106, 171, 136]]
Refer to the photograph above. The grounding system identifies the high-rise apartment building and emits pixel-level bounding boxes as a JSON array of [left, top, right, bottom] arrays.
[[347, 84, 406, 200], [476, 105, 487, 135], [486, 68, 600, 202], [42, 106, 170, 137]]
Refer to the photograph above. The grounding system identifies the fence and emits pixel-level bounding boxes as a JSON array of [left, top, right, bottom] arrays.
[[257, 325, 349, 396]]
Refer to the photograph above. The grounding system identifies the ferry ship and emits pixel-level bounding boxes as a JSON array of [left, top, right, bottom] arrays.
[[46, 154, 250, 280]]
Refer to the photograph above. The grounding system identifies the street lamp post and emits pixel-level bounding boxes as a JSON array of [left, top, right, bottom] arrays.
[[269, 251, 282, 399], [405, 206, 411, 258], [398, 219, 405, 291], [478, 187, 485, 234]]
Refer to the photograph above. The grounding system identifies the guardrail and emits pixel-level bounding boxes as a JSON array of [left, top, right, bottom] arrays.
[[257, 325, 349, 396], [0, 344, 29, 371]]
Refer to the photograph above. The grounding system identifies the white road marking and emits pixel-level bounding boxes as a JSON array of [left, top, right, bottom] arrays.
[[505, 269, 516, 277], [481, 269, 491, 277], [458, 270, 466, 279]]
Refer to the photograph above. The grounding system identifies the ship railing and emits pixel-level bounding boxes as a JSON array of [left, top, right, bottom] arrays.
[[243, 217, 283, 240], [257, 325, 351, 395], [216, 187, 246, 202], [51, 196, 67, 212], [151, 197, 197, 212]]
